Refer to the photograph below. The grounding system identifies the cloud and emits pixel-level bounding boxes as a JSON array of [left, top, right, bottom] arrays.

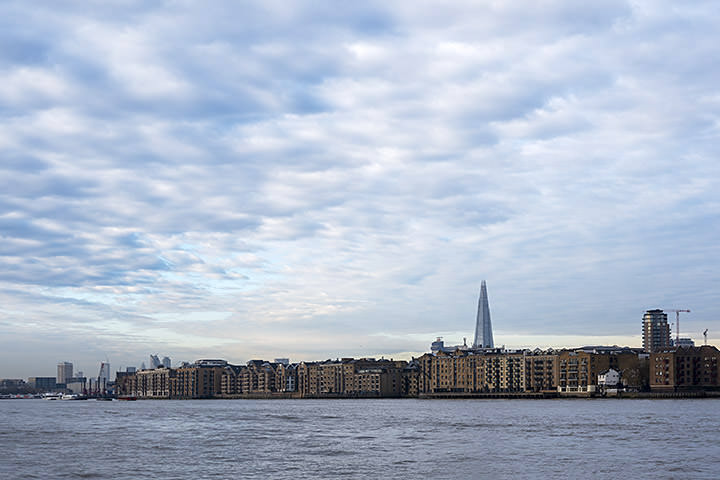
[[1, 0, 719, 378]]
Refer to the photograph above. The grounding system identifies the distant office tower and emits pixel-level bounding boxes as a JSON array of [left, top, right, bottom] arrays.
[[642, 309, 671, 352], [150, 355, 162, 369], [57, 362, 73, 385], [162, 356, 171, 368], [673, 337, 695, 347], [473, 280, 494, 348]]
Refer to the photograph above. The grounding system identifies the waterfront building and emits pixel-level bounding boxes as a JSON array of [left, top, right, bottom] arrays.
[[649, 345, 720, 392], [557, 350, 597, 393], [297, 361, 321, 397], [275, 363, 296, 392], [219, 360, 300, 397], [417, 348, 527, 394], [238, 361, 258, 392], [0, 379, 26, 389], [242, 360, 276, 393], [454, 351, 484, 392], [170, 364, 223, 398], [402, 361, 419, 397], [419, 350, 458, 393], [473, 280, 494, 348], [117, 361, 225, 399], [119, 353, 630, 399], [132, 367, 172, 398], [484, 349, 525, 392], [220, 364, 244, 395], [57, 362, 73, 385], [311, 358, 405, 397], [115, 370, 134, 395], [642, 309, 671, 353], [27, 377, 57, 391], [524, 349, 558, 392], [557, 347, 644, 394], [598, 369, 620, 387], [416, 345, 648, 396], [353, 365, 402, 397], [318, 359, 353, 395]]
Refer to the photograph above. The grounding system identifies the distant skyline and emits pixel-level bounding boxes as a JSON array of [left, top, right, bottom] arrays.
[[1, 1, 719, 379]]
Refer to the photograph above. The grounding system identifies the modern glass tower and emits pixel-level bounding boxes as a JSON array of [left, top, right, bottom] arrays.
[[473, 280, 494, 348]]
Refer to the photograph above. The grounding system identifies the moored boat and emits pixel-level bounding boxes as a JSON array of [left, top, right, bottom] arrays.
[[61, 394, 87, 400]]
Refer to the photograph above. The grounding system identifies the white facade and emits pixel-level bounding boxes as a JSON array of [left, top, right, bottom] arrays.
[[598, 368, 620, 387]]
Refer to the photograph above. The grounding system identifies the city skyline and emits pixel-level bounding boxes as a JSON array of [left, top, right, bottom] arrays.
[[3, 306, 709, 381], [1, 1, 719, 378]]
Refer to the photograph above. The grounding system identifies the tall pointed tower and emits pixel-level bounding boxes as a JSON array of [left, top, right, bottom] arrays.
[[473, 280, 494, 348]]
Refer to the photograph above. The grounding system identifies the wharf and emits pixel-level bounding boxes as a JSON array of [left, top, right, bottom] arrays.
[[419, 392, 558, 399]]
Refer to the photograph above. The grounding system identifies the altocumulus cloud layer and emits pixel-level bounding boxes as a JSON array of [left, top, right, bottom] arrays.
[[1, 1, 719, 377]]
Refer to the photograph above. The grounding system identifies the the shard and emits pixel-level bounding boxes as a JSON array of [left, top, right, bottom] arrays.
[[473, 280, 494, 348]]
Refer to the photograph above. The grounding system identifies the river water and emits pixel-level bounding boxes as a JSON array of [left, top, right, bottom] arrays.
[[1, 398, 718, 479]]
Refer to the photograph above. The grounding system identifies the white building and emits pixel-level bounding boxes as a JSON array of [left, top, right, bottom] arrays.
[[598, 368, 620, 387]]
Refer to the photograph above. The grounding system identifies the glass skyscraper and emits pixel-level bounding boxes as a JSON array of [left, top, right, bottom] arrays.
[[473, 280, 494, 348]]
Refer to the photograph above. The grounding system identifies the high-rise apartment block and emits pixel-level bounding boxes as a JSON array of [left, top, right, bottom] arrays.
[[642, 309, 671, 353], [56, 361, 73, 385]]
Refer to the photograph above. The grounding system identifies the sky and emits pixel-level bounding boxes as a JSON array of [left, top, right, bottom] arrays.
[[1, 1, 719, 379]]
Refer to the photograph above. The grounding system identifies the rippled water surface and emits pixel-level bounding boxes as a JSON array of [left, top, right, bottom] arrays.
[[2, 398, 719, 479]]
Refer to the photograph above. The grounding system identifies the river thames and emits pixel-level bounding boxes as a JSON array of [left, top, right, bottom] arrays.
[[1, 398, 719, 479]]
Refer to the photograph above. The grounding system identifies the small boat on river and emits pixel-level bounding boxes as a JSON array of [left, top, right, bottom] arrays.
[[61, 394, 87, 400]]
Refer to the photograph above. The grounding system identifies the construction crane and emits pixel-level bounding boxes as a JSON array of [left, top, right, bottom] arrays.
[[665, 309, 690, 344]]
